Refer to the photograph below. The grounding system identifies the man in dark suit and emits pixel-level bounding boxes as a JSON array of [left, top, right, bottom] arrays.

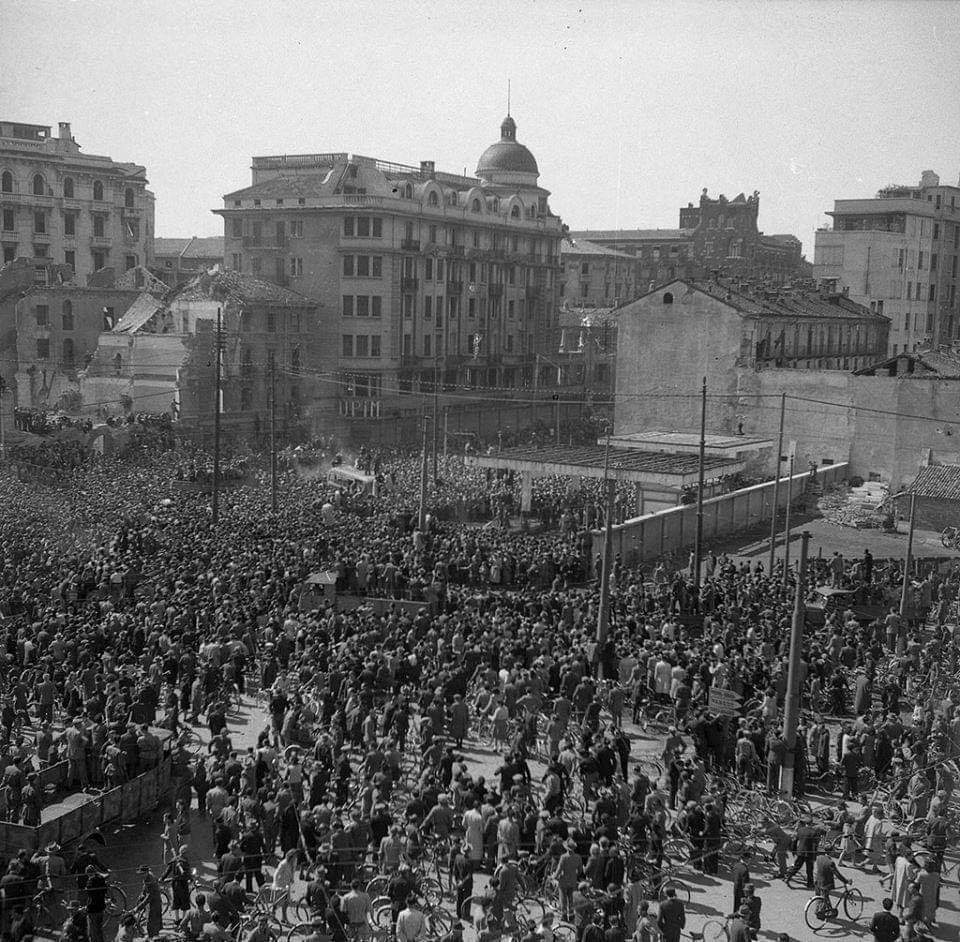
[[785, 818, 820, 889], [656, 887, 685, 942], [731, 852, 752, 911]]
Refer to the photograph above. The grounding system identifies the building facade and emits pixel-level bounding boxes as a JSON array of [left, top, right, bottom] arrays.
[[560, 238, 638, 308], [13, 286, 144, 409], [214, 115, 564, 431], [571, 188, 806, 287], [0, 120, 155, 280], [813, 170, 960, 354], [613, 277, 889, 434]]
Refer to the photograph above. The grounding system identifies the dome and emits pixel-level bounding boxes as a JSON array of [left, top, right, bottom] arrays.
[[476, 115, 539, 178]]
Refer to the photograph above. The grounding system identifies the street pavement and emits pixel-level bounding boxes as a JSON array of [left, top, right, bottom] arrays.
[[94, 691, 960, 942]]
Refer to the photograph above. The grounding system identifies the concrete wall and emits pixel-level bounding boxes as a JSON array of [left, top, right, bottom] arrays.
[[738, 371, 960, 491], [594, 461, 849, 564]]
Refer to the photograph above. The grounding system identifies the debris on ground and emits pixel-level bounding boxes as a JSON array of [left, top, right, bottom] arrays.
[[818, 482, 892, 528]]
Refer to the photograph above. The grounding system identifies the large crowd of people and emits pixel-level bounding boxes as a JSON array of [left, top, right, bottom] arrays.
[[0, 439, 955, 942]]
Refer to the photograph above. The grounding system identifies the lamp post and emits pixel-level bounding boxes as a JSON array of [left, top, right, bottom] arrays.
[[692, 377, 707, 590], [596, 426, 615, 676]]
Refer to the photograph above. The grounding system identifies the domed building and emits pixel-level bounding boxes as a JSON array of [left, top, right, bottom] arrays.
[[217, 113, 568, 444], [476, 115, 540, 188]]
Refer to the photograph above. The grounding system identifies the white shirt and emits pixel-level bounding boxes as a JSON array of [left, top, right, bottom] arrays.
[[395, 907, 426, 942]]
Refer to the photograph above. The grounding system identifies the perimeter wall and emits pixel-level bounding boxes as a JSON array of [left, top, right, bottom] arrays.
[[593, 461, 849, 564]]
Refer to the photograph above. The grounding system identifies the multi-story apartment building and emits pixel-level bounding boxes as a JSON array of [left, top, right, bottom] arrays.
[[152, 236, 224, 287], [214, 114, 564, 429], [560, 238, 638, 308], [814, 170, 960, 354], [571, 189, 806, 287], [0, 120, 154, 281]]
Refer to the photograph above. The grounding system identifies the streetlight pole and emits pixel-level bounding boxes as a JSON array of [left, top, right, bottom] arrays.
[[768, 393, 786, 576], [693, 377, 707, 590], [418, 416, 428, 531], [780, 529, 810, 796], [900, 491, 917, 617], [781, 452, 795, 586], [596, 428, 615, 677], [270, 363, 278, 514], [211, 305, 223, 524], [432, 351, 440, 485]]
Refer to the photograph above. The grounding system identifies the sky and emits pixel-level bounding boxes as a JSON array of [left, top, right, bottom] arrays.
[[2, 0, 959, 254]]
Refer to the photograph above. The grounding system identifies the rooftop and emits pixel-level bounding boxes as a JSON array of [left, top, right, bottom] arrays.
[[561, 238, 636, 259], [569, 228, 693, 242], [645, 277, 888, 322], [853, 347, 960, 379], [909, 465, 960, 502], [154, 236, 225, 259], [171, 270, 315, 307]]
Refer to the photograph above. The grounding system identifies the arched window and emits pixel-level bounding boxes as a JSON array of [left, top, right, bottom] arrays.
[[403, 183, 413, 199], [124, 187, 135, 209], [428, 191, 439, 207], [472, 198, 481, 213], [491, 198, 499, 212], [62, 338, 75, 369], [448, 192, 458, 206], [63, 177, 74, 198], [662, 292, 674, 304], [32, 174, 45, 196], [93, 180, 104, 201], [0, 171, 11, 193], [62, 300, 74, 330], [510, 205, 520, 219]]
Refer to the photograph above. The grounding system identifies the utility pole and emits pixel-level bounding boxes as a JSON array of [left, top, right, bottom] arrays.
[[781, 452, 795, 586], [693, 377, 707, 590], [900, 491, 917, 617], [211, 305, 222, 524], [443, 406, 449, 458], [780, 529, 810, 796], [596, 429, 615, 677], [0, 376, 6, 461], [417, 416, 428, 531], [270, 363, 278, 514], [768, 393, 786, 576], [432, 353, 440, 484]]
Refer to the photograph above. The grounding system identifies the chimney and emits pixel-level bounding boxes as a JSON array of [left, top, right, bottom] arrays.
[[420, 160, 435, 178], [58, 122, 72, 141], [919, 170, 940, 188]]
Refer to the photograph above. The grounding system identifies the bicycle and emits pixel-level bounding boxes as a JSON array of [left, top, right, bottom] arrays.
[[803, 883, 865, 930]]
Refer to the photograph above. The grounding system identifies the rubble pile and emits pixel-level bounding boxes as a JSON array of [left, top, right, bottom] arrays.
[[818, 481, 891, 528]]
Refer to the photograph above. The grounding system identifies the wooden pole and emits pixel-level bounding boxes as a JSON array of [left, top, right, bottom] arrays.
[[768, 393, 786, 576], [693, 377, 707, 590]]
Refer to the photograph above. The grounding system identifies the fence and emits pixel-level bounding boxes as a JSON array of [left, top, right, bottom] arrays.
[[0, 754, 172, 854], [592, 463, 850, 564]]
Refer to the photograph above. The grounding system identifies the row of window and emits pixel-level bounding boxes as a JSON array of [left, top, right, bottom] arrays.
[[34, 301, 75, 330], [1, 244, 127, 273], [33, 337, 78, 365], [1, 208, 127, 239], [231, 219, 305, 241], [341, 334, 382, 358], [343, 255, 382, 278], [0, 171, 136, 206]]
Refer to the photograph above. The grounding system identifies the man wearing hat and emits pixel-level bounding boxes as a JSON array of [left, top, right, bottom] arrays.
[[727, 905, 753, 942]]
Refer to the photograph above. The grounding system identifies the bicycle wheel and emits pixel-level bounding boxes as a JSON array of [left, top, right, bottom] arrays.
[[701, 919, 728, 942], [658, 878, 690, 905], [286, 923, 314, 942], [516, 897, 546, 924], [843, 886, 865, 921], [294, 899, 314, 925], [426, 908, 454, 937], [663, 837, 691, 863], [803, 896, 827, 931], [637, 757, 664, 780], [106, 884, 127, 917], [366, 876, 389, 898], [419, 876, 443, 908], [372, 902, 394, 931]]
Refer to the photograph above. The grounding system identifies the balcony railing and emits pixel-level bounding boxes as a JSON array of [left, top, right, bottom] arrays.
[[401, 238, 420, 251], [446, 280, 463, 294], [448, 245, 465, 257], [401, 277, 419, 292], [91, 235, 111, 246], [243, 235, 287, 249], [488, 284, 504, 298]]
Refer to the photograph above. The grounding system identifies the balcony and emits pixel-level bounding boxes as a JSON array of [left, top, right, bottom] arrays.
[[449, 245, 465, 257], [488, 248, 506, 260], [32, 230, 51, 242], [446, 280, 463, 294], [401, 238, 420, 251], [488, 284, 504, 298], [91, 234, 112, 246], [525, 286, 541, 300], [401, 277, 419, 292]]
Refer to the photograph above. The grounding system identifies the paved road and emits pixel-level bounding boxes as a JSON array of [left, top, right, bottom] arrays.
[[92, 689, 960, 942]]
